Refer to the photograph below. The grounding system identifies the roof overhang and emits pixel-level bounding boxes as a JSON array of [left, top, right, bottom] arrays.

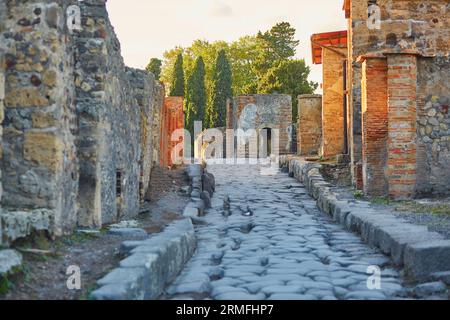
[[343, 0, 351, 19], [311, 30, 348, 65]]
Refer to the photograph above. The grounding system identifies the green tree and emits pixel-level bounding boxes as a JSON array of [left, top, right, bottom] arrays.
[[254, 22, 299, 79], [160, 47, 183, 89], [185, 57, 206, 136], [258, 60, 318, 122], [145, 58, 162, 80], [228, 36, 259, 95], [169, 53, 185, 96], [207, 50, 233, 128]]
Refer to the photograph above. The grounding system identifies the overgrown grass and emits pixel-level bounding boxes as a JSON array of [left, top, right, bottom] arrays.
[[394, 201, 450, 216], [369, 197, 450, 216], [0, 265, 24, 295], [55, 231, 99, 248], [353, 190, 364, 199]]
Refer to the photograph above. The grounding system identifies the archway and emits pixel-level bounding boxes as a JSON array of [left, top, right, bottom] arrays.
[[259, 127, 273, 158]]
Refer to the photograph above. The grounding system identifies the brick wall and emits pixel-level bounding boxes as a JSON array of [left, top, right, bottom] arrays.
[[386, 54, 418, 200], [161, 97, 184, 167], [321, 48, 347, 158], [361, 58, 388, 196], [346, 0, 450, 198], [297, 95, 322, 156]]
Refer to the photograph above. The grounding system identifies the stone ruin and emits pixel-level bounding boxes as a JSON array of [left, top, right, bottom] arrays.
[[226, 94, 293, 158], [296, 0, 450, 200], [0, 0, 164, 246]]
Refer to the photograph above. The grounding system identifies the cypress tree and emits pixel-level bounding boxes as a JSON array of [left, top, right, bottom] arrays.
[[185, 57, 206, 136], [169, 53, 185, 96], [207, 50, 233, 128], [146, 58, 162, 81]]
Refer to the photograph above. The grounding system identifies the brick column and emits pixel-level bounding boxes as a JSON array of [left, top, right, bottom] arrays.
[[361, 58, 388, 196], [386, 54, 418, 199]]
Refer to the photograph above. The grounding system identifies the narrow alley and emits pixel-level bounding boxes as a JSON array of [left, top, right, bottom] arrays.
[[165, 163, 422, 300]]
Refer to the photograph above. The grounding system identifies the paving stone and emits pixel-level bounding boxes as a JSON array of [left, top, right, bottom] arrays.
[[167, 281, 211, 295], [211, 286, 249, 297], [0, 249, 22, 275], [431, 271, 450, 285], [413, 282, 448, 298], [107, 228, 148, 238], [344, 291, 387, 300], [215, 292, 266, 300], [163, 164, 424, 301], [268, 293, 316, 300], [260, 285, 305, 295]]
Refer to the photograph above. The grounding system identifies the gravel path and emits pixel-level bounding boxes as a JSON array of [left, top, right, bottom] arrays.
[[164, 163, 434, 300]]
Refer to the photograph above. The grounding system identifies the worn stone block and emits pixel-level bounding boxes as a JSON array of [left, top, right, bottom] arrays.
[[404, 240, 450, 280], [23, 132, 63, 172]]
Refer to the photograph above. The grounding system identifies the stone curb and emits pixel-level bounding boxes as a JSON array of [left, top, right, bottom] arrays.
[[183, 164, 215, 218], [90, 218, 196, 300], [280, 156, 450, 281]]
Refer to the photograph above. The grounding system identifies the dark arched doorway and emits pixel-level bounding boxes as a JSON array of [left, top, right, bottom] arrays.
[[259, 127, 273, 158]]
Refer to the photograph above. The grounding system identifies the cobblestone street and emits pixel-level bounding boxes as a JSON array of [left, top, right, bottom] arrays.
[[165, 163, 428, 300]]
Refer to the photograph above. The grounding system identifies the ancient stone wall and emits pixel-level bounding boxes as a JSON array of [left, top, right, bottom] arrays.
[[1, 0, 79, 241], [127, 68, 156, 202], [0, 0, 5, 220], [297, 95, 322, 156], [321, 48, 347, 158], [416, 56, 450, 196], [233, 95, 293, 157], [152, 83, 164, 166], [0, 0, 164, 245], [160, 97, 184, 167], [347, 0, 450, 198]]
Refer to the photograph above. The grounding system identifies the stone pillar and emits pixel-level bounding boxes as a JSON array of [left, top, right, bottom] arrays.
[[361, 58, 388, 196], [225, 99, 234, 160], [1, 0, 79, 239], [386, 54, 418, 199], [161, 97, 184, 167], [350, 65, 364, 189], [0, 50, 4, 215], [321, 48, 347, 158], [152, 83, 164, 165], [297, 94, 322, 156]]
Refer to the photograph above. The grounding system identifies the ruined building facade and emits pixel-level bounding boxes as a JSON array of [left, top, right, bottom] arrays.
[[160, 97, 184, 168], [0, 0, 164, 246], [344, 0, 450, 199], [227, 95, 293, 158]]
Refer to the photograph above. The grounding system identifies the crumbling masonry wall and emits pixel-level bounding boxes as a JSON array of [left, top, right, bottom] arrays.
[[321, 48, 347, 158], [233, 95, 293, 157], [0, 0, 163, 245], [160, 97, 184, 167], [127, 68, 156, 202], [1, 0, 79, 242], [347, 0, 450, 198], [297, 94, 322, 156], [0, 0, 5, 235]]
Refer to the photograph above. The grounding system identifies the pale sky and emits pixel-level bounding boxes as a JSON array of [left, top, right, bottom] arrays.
[[106, 0, 347, 89]]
